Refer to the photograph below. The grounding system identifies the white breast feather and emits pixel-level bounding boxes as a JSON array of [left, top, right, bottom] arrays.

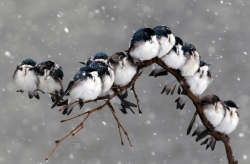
[[224, 108, 239, 134], [162, 45, 187, 69], [180, 51, 200, 77], [114, 58, 137, 86], [157, 34, 176, 58], [130, 35, 160, 60], [204, 102, 225, 128], [69, 72, 102, 102], [14, 66, 38, 91], [102, 68, 115, 93], [39, 70, 62, 94]]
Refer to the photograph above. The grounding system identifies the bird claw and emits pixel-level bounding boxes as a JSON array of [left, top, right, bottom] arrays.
[[16, 90, 24, 93]]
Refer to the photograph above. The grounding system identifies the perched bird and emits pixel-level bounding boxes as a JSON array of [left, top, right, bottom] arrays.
[[80, 52, 115, 94], [52, 65, 103, 115], [94, 53, 137, 114], [149, 37, 184, 77], [88, 61, 114, 94], [153, 25, 176, 58], [200, 100, 240, 150], [161, 42, 201, 95], [175, 61, 213, 109], [79, 52, 137, 114], [37, 60, 64, 102], [179, 42, 200, 77], [187, 95, 226, 145], [108, 51, 137, 87], [13, 58, 40, 99], [128, 28, 160, 61]]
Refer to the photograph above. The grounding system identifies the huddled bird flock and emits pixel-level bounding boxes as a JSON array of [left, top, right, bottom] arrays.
[[12, 25, 240, 151]]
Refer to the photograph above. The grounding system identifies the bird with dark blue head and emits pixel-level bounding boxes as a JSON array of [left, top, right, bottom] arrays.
[[149, 36, 185, 77], [52, 64, 103, 115], [153, 25, 176, 58], [13, 58, 40, 99], [128, 28, 160, 61]]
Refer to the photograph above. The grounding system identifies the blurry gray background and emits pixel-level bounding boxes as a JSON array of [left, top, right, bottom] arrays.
[[0, 0, 249, 163]]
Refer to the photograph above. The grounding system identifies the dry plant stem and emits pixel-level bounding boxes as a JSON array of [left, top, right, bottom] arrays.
[[46, 104, 106, 161], [131, 84, 142, 114], [58, 96, 108, 111], [107, 102, 132, 147], [107, 102, 123, 145]]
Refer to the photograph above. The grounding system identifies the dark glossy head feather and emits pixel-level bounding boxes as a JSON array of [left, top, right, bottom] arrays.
[[200, 61, 210, 67], [224, 100, 239, 109], [73, 67, 95, 81], [52, 67, 64, 80], [175, 37, 183, 45], [94, 52, 109, 60], [21, 58, 36, 66], [88, 62, 109, 77], [182, 43, 196, 54], [153, 25, 172, 37], [130, 28, 155, 46]]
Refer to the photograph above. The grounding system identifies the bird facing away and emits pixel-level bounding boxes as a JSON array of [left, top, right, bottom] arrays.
[[149, 36, 185, 77], [153, 25, 176, 58]]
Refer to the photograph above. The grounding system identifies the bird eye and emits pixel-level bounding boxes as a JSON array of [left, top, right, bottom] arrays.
[[197, 68, 200, 72], [156, 35, 160, 40]]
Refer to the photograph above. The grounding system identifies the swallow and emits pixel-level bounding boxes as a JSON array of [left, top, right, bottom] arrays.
[[153, 25, 176, 58], [52, 65, 103, 115], [108, 51, 137, 87], [200, 100, 239, 151], [37, 60, 64, 102], [13, 58, 40, 99], [175, 61, 213, 109], [128, 28, 160, 61], [187, 95, 229, 150]]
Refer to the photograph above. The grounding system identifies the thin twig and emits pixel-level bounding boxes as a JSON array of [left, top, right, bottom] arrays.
[[107, 102, 132, 147], [131, 84, 142, 114], [72, 123, 83, 143], [59, 100, 79, 112], [46, 57, 237, 164]]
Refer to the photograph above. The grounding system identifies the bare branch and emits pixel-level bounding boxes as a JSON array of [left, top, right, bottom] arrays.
[[46, 57, 237, 164]]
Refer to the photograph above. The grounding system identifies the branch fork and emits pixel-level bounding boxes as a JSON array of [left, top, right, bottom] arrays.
[[46, 57, 237, 164]]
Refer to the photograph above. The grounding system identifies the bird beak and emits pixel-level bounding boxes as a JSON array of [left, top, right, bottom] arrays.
[[79, 62, 86, 65]]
